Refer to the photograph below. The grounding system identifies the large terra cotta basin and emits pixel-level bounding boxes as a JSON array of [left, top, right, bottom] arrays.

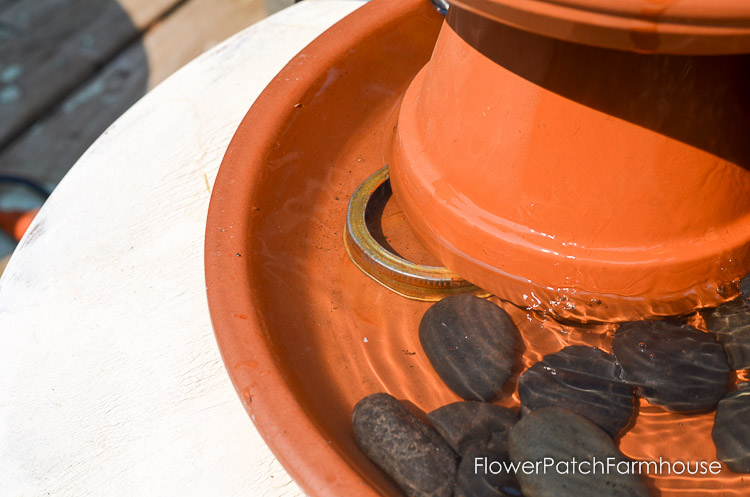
[[205, 0, 750, 495]]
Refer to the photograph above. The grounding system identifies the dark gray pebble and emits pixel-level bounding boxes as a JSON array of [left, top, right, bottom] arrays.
[[427, 401, 517, 454], [518, 345, 635, 437], [704, 298, 750, 370], [419, 295, 522, 401], [712, 384, 750, 473], [508, 408, 650, 497], [612, 320, 729, 412], [352, 393, 458, 497], [429, 402, 520, 496], [456, 446, 523, 497], [739, 273, 750, 299]]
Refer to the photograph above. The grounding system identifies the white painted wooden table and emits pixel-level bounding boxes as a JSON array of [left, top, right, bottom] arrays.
[[0, 2, 364, 495]]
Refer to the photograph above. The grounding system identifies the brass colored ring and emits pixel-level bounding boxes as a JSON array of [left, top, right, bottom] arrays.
[[344, 165, 490, 301]]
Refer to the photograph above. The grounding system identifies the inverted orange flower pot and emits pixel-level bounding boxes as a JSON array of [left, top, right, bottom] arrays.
[[390, 1, 750, 322]]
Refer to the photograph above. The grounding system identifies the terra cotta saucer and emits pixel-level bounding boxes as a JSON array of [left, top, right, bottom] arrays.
[[205, 0, 750, 495]]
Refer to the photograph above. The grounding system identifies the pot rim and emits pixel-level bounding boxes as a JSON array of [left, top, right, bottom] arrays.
[[450, 0, 750, 54]]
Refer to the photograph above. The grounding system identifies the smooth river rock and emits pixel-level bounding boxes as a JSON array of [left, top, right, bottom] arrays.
[[612, 320, 729, 412], [457, 446, 523, 497], [352, 393, 458, 497], [518, 345, 635, 437], [419, 295, 522, 401], [508, 408, 651, 497], [712, 384, 750, 473], [428, 402, 521, 497], [739, 273, 750, 299], [704, 298, 750, 370], [427, 401, 517, 454]]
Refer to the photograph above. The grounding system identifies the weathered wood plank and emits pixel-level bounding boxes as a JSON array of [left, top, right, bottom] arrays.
[[0, 253, 9, 276], [0, 0, 181, 149], [118, 0, 188, 29], [144, 0, 272, 86], [0, 0, 21, 14], [0, 42, 148, 183], [0, 0, 291, 184]]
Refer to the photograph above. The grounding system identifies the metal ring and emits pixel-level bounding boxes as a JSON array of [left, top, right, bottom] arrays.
[[344, 165, 490, 301]]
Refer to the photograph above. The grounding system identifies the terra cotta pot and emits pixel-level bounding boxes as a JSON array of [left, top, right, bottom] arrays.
[[390, 1, 750, 321]]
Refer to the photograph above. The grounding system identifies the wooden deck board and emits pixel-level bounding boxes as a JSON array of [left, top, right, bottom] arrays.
[[117, 0, 188, 29], [0, 0, 22, 14], [0, 0, 291, 184], [0, 0, 181, 149], [0, 42, 148, 183], [143, 0, 271, 86]]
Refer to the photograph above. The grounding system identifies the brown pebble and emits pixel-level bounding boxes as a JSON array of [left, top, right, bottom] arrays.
[[509, 408, 650, 497], [518, 345, 635, 437], [704, 298, 750, 370], [712, 384, 750, 473], [419, 295, 522, 401], [612, 320, 729, 412], [427, 401, 517, 454], [352, 393, 458, 497]]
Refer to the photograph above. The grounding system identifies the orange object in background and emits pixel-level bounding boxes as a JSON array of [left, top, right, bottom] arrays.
[[390, 2, 750, 322], [0, 208, 39, 241]]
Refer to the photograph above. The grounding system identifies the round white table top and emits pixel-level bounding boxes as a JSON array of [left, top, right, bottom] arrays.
[[0, 1, 364, 495]]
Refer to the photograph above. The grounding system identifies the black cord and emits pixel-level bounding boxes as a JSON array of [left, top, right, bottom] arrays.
[[0, 175, 51, 199]]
